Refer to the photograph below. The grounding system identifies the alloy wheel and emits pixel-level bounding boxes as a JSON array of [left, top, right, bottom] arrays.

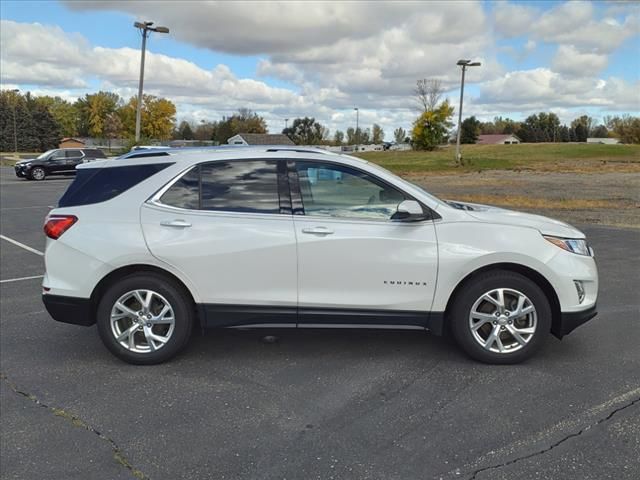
[[110, 289, 176, 353], [468, 288, 537, 354]]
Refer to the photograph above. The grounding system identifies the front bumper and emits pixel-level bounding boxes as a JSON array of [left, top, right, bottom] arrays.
[[14, 165, 27, 177], [42, 294, 94, 326], [552, 304, 597, 339]]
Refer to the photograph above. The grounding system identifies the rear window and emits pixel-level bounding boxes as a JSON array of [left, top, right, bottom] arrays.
[[58, 163, 173, 207], [159, 160, 282, 214], [83, 149, 106, 158]]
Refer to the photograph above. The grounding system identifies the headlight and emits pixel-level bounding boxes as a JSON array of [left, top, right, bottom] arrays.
[[544, 235, 591, 256], [23, 162, 31, 167]]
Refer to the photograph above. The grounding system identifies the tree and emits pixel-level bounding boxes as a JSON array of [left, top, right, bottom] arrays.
[[517, 112, 561, 142], [34, 96, 78, 137], [76, 91, 120, 138], [214, 109, 267, 143], [119, 95, 176, 140], [591, 124, 608, 138], [371, 123, 384, 144], [333, 130, 345, 145], [194, 121, 216, 141], [604, 115, 640, 144], [178, 120, 194, 140], [411, 99, 454, 151], [460, 116, 481, 144], [0, 91, 60, 151], [104, 112, 123, 150], [283, 117, 328, 145], [414, 79, 443, 112], [346, 127, 356, 145], [393, 127, 406, 143], [571, 115, 594, 142]]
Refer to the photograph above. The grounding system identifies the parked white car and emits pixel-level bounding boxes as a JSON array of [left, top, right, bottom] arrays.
[[42, 147, 598, 364]]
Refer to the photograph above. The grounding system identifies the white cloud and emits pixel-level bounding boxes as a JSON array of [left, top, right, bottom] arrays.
[[477, 68, 640, 112], [494, 0, 639, 53], [494, 3, 538, 38], [551, 45, 608, 77]]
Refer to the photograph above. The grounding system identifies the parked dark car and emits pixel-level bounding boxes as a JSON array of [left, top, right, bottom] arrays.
[[14, 148, 107, 181]]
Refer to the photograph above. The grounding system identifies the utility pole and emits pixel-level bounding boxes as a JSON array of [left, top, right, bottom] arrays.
[[354, 107, 359, 152], [134, 21, 169, 143], [455, 59, 481, 165], [284, 118, 289, 130]]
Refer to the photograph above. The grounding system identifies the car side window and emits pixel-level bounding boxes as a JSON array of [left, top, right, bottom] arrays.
[[66, 150, 83, 158], [294, 161, 407, 220], [158, 160, 283, 214], [200, 161, 280, 213], [159, 166, 200, 210], [51, 151, 66, 160]]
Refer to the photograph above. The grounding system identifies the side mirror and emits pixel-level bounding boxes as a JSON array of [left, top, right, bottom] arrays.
[[393, 200, 427, 222]]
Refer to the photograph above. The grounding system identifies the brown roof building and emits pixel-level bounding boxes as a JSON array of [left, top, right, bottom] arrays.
[[227, 133, 295, 145], [476, 134, 521, 145], [59, 137, 86, 149]]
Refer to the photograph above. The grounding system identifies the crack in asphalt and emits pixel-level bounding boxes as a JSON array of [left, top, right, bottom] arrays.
[[1, 373, 148, 480], [465, 395, 640, 480]]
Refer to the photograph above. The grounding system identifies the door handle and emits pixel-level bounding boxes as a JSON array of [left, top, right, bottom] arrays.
[[160, 219, 192, 228], [302, 226, 334, 235]]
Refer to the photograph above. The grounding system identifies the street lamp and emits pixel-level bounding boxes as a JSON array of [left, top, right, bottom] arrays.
[[354, 107, 359, 152], [455, 59, 481, 165], [133, 21, 170, 142], [10, 89, 19, 153]]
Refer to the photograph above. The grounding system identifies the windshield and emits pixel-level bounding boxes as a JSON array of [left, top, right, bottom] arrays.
[[36, 149, 57, 159]]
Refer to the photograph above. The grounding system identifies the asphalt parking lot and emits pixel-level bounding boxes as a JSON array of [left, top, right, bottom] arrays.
[[1, 165, 639, 480]]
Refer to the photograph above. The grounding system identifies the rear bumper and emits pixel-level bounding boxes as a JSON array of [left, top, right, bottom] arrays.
[[552, 304, 597, 339], [42, 294, 94, 326]]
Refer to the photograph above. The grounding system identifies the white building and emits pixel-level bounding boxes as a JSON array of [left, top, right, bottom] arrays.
[[587, 138, 620, 145]]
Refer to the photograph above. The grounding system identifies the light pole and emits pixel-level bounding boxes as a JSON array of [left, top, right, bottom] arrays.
[[134, 21, 169, 142], [455, 59, 481, 165], [354, 107, 359, 152], [10, 89, 19, 153], [284, 118, 289, 130]]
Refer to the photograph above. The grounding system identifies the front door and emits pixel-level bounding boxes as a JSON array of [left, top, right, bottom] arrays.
[[141, 159, 298, 327], [290, 160, 438, 327], [47, 150, 67, 173]]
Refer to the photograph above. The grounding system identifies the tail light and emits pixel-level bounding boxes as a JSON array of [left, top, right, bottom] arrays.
[[44, 215, 78, 239]]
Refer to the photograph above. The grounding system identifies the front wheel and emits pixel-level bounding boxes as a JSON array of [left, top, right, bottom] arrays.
[[29, 167, 46, 181], [96, 273, 194, 364], [450, 271, 551, 364]]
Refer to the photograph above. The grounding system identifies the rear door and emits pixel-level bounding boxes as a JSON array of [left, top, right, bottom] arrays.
[[141, 159, 298, 327], [290, 160, 439, 327], [65, 149, 84, 170]]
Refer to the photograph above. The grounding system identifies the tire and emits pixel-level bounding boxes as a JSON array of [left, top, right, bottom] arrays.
[[29, 167, 46, 181], [96, 273, 194, 365], [450, 270, 551, 364]]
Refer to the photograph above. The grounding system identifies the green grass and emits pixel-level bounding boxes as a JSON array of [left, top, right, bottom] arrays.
[[355, 143, 640, 174]]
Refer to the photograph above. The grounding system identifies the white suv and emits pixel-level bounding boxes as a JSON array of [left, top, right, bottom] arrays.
[[42, 147, 598, 365]]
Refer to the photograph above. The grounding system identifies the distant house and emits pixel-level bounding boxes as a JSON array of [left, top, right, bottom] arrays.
[[59, 137, 86, 149], [477, 134, 521, 145], [587, 137, 620, 145], [227, 133, 295, 145]]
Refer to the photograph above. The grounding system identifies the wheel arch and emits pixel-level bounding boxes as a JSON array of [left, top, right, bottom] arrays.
[[88, 264, 200, 328], [443, 262, 561, 336]]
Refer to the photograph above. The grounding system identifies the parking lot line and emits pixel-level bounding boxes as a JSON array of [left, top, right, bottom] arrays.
[[0, 235, 44, 256], [0, 275, 44, 284]]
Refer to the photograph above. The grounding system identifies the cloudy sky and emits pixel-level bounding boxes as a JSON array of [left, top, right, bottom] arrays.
[[1, 0, 639, 139]]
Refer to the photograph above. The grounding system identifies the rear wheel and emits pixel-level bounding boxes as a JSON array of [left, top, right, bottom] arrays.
[[30, 167, 46, 181], [450, 270, 551, 364], [96, 273, 194, 364]]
